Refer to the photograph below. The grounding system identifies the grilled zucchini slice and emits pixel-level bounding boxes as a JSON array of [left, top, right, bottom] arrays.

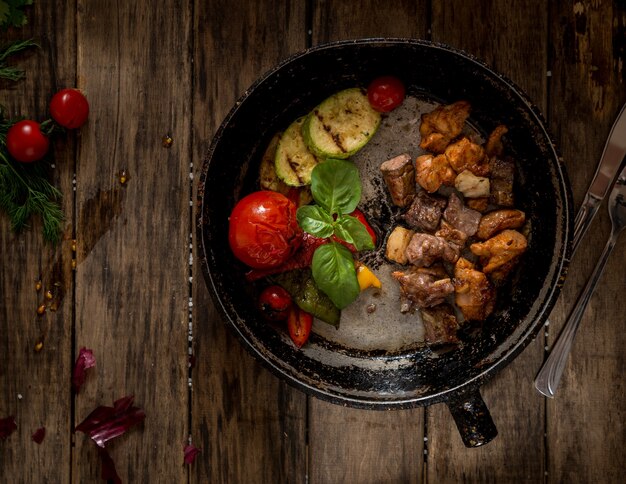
[[303, 88, 381, 159], [275, 117, 321, 186]]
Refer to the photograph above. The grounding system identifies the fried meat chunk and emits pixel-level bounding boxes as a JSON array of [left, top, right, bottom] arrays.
[[403, 190, 448, 232], [392, 265, 454, 311], [405, 233, 459, 267], [470, 229, 527, 274], [443, 192, 482, 237], [485, 124, 508, 158], [435, 220, 468, 250], [454, 257, 495, 321], [420, 304, 460, 345], [444, 137, 489, 176], [380, 153, 416, 207], [415, 154, 456, 193], [476, 209, 526, 240], [419, 101, 472, 153]]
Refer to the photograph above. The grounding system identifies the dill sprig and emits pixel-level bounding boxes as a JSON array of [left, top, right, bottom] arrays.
[[0, 111, 64, 244], [0, 38, 38, 81]]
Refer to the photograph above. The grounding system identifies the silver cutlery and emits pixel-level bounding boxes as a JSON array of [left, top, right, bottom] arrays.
[[534, 118, 626, 397]]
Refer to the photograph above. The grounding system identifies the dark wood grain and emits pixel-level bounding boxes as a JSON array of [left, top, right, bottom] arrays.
[[0, 1, 75, 481], [427, 1, 549, 482], [308, 2, 428, 483], [72, 1, 192, 481], [547, 2, 626, 482], [191, 1, 308, 482]]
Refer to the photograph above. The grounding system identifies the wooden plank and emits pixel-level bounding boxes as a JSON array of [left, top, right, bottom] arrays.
[[73, 1, 192, 481], [547, 2, 626, 482], [427, 1, 549, 482], [308, 2, 428, 483], [0, 1, 75, 481], [191, 1, 308, 482]]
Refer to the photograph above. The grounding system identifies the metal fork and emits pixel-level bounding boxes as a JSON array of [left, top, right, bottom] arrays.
[[534, 164, 626, 397]]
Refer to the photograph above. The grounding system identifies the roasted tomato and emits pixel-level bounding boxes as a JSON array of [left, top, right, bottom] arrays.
[[228, 191, 302, 269], [49, 89, 90, 129], [287, 306, 313, 348], [258, 285, 292, 321], [367, 76, 406, 113], [6, 120, 50, 163]]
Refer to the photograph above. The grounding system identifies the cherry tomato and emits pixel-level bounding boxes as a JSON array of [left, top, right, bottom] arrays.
[[367, 76, 406, 113], [49, 88, 89, 129], [228, 191, 302, 269], [6, 120, 50, 163], [287, 306, 312, 348], [350, 209, 377, 246], [258, 285, 292, 321]]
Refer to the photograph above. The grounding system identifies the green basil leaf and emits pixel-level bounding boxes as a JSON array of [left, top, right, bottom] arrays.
[[311, 241, 360, 310], [334, 215, 375, 251], [310, 158, 361, 215], [296, 204, 335, 238]]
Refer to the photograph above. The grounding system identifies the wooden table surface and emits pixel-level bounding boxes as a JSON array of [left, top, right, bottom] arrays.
[[1, 1, 625, 482]]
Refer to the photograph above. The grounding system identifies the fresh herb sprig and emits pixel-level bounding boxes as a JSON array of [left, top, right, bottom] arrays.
[[296, 159, 374, 309], [0, 38, 37, 81], [0, 112, 63, 244], [0, 0, 33, 31]]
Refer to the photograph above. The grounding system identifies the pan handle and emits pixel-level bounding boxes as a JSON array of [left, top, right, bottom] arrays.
[[446, 389, 498, 447]]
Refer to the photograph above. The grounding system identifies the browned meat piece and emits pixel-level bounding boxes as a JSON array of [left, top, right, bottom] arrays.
[[443, 192, 482, 237], [392, 265, 454, 311], [470, 229, 527, 273], [420, 304, 460, 345], [405, 233, 459, 267], [419, 101, 471, 153], [489, 156, 515, 206], [488, 255, 523, 285], [476, 209, 526, 240], [435, 220, 468, 250], [403, 190, 448, 232], [485, 124, 508, 157], [380, 153, 416, 207], [444, 137, 489, 176], [454, 258, 495, 321], [415, 154, 456, 193], [466, 197, 489, 212]]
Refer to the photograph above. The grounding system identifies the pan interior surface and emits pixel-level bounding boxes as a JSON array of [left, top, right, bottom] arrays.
[[198, 40, 571, 408]]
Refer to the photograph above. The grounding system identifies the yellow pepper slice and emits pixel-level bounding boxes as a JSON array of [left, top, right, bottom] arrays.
[[355, 261, 382, 291]]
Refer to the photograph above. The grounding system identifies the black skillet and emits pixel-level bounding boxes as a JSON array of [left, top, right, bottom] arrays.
[[197, 39, 572, 447]]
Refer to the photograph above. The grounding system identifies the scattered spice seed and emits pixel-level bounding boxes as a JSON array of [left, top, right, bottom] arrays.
[[45, 289, 53, 300], [71, 239, 77, 252], [49, 300, 58, 312], [35, 280, 42, 292], [118, 169, 128, 185], [71, 259, 77, 270], [37, 304, 46, 315], [162, 134, 173, 148], [31, 427, 46, 444], [34, 341, 44, 352]]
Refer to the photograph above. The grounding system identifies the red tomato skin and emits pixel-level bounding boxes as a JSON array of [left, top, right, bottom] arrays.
[[367, 76, 406, 113], [6, 120, 50, 163], [258, 285, 292, 321], [287, 306, 313, 348], [228, 191, 302, 269], [50, 89, 90, 129]]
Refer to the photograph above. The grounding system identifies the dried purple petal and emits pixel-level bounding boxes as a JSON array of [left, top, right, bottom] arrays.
[[0, 416, 17, 440], [98, 447, 122, 484], [75, 395, 145, 448], [32, 427, 46, 444], [72, 347, 96, 393], [184, 444, 201, 464]]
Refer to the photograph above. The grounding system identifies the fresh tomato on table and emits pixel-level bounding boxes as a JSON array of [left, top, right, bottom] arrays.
[[49, 89, 90, 129], [367, 76, 406, 113], [228, 190, 302, 269], [6, 120, 50, 163]]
